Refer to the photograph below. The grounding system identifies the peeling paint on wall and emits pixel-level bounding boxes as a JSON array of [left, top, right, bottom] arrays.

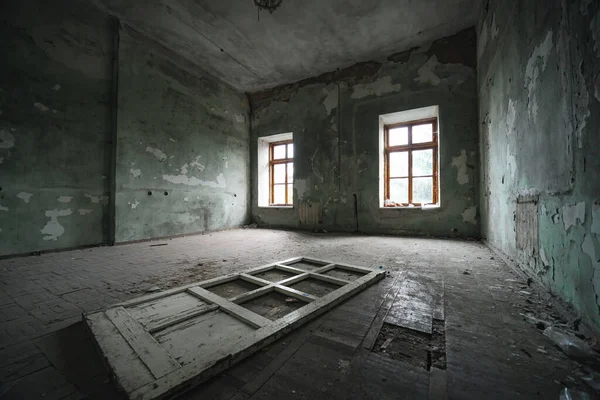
[[84, 193, 107, 204], [0, 205, 9, 212], [34, 102, 50, 112], [41, 209, 72, 241], [540, 246, 550, 267], [415, 56, 442, 85], [351, 76, 402, 99], [575, 61, 590, 149], [524, 31, 553, 121], [322, 86, 338, 115], [562, 202, 586, 231], [506, 99, 517, 136], [0, 129, 15, 149], [146, 146, 167, 162], [57, 196, 72, 203], [162, 173, 226, 188], [78, 209, 92, 215], [130, 168, 142, 178], [16, 192, 33, 203], [451, 150, 469, 185], [462, 206, 478, 225], [189, 155, 205, 171], [582, 235, 600, 304], [129, 200, 140, 209], [235, 113, 245, 123]]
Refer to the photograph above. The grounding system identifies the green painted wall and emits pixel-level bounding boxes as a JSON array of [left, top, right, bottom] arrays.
[[114, 30, 251, 242], [0, 1, 251, 256], [478, 1, 600, 330], [0, 0, 113, 256], [250, 29, 480, 237]]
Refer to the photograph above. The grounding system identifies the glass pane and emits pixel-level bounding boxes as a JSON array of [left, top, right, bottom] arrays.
[[412, 149, 433, 176], [287, 184, 293, 205], [287, 162, 294, 182], [287, 143, 294, 158], [389, 127, 408, 146], [273, 185, 285, 204], [389, 178, 408, 203], [273, 164, 286, 183], [413, 177, 433, 204], [273, 144, 286, 159], [389, 151, 408, 177], [412, 123, 433, 143]]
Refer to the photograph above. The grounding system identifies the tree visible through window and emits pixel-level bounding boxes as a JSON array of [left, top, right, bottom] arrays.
[[270, 140, 293, 206], [384, 118, 438, 206]]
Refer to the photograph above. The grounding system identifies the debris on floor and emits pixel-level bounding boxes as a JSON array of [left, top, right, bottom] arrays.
[[145, 286, 161, 292]]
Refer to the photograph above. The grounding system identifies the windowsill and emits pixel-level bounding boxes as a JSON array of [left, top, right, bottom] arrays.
[[380, 205, 440, 210], [258, 206, 294, 209]]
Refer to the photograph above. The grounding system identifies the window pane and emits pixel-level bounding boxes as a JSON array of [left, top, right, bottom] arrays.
[[273, 144, 286, 159], [287, 143, 294, 158], [389, 178, 408, 203], [413, 177, 433, 204], [412, 123, 433, 143], [389, 127, 408, 146], [287, 184, 293, 205], [389, 151, 408, 177], [287, 162, 294, 182], [412, 149, 433, 176], [273, 185, 285, 204], [273, 164, 286, 183]]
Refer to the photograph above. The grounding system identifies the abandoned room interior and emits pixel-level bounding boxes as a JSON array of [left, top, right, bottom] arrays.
[[1, 0, 600, 398]]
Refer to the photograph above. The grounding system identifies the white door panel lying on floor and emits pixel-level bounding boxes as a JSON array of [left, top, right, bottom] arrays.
[[84, 257, 386, 399]]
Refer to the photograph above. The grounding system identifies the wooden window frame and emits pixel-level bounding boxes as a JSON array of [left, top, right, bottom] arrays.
[[384, 118, 439, 207], [269, 140, 293, 206]]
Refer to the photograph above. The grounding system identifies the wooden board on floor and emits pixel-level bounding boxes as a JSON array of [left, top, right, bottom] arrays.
[[83, 257, 386, 400]]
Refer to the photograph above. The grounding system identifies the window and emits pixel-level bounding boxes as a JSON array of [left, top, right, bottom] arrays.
[[269, 140, 294, 206], [384, 118, 438, 207]]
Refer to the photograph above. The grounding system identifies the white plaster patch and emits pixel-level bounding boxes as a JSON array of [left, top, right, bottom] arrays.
[[78, 209, 92, 215], [562, 201, 586, 231], [235, 114, 246, 123], [507, 152, 517, 181], [322, 87, 338, 115], [0, 204, 8, 211], [592, 203, 600, 235], [451, 150, 469, 185], [34, 102, 50, 112], [57, 196, 72, 203], [52, 84, 61, 91], [223, 156, 229, 168], [524, 31, 553, 121], [41, 209, 72, 241], [190, 155, 205, 172], [0, 129, 15, 149], [462, 206, 478, 225], [129, 200, 140, 209], [294, 179, 308, 200], [180, 163, 189, 175], [415, 56, 441, 86], [130, 168, 142, 178], [184, 197, 189, 202], [162, 173, 226, 188], [85, 193, 107, 204], [169, 138, 176, 142], [351, 76, 402, 99], [17, 192, 33, 203], [506, 99, 517, 136], [146, 146, 167, 162]]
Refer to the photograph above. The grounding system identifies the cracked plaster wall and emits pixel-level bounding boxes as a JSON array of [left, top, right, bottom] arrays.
[[115, 29, 251, 242], [478, 0, 600, 330], [250, 29, 479, 237], [0, 0, 113, 256]]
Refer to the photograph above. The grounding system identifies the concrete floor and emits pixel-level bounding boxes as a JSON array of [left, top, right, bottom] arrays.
[[0, 229, 585, 399]]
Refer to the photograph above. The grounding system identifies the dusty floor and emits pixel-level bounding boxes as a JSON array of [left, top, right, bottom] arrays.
[[0, 229, 591, 399]]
